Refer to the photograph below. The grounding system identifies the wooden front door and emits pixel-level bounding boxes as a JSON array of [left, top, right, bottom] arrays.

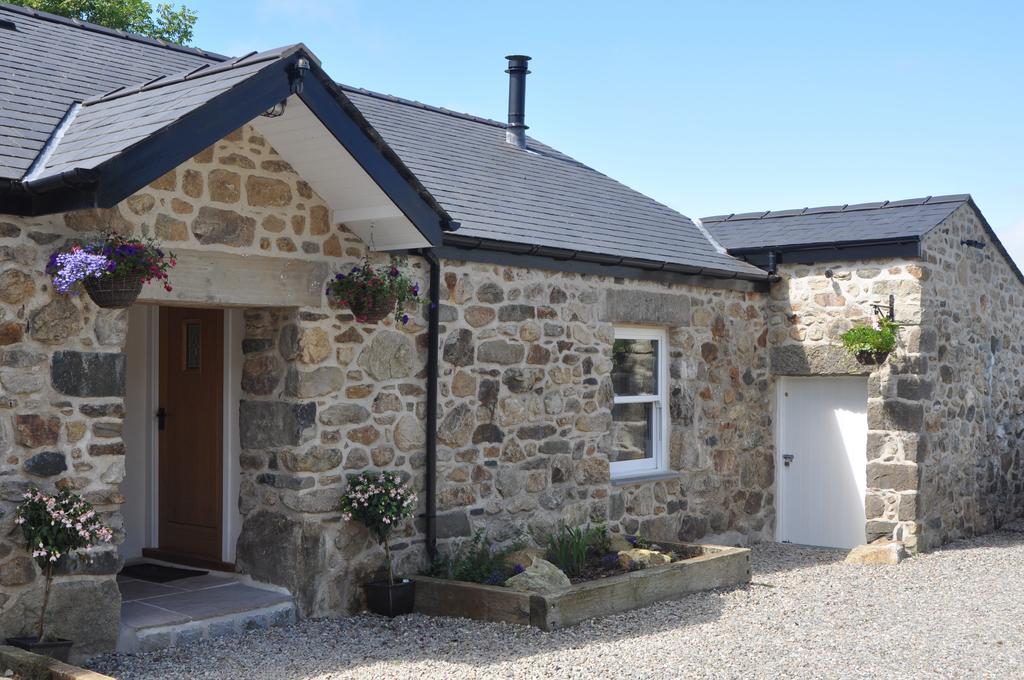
[[157, 306, 224, 565]]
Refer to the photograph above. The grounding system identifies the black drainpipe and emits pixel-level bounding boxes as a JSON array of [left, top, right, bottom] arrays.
[[766, 250, 782, 283], [418, 248, 441, 560]]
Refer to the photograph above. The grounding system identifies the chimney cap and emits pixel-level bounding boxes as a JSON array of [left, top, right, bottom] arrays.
[[505, 55, 531, 73]]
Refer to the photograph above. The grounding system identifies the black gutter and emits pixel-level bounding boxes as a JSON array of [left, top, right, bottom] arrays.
[[437, 235, 770, 293], [417, 248, 441, 560], [729, 238, 922, 268]]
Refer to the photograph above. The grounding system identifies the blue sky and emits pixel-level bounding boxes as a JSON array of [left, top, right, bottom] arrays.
[[187, 1, 1024, 263]]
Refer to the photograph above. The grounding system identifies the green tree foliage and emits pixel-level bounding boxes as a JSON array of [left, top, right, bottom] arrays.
[[10, 0, 197, 44]]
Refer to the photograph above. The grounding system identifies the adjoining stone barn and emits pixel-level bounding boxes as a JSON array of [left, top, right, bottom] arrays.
[[0, 3, 1021, 659]]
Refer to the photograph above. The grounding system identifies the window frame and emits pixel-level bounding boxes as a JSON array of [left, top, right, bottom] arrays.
[[609, 326, 669, 480]]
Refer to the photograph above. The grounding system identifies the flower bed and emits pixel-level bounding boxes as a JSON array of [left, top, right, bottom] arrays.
[[414, 541, 751, 630]]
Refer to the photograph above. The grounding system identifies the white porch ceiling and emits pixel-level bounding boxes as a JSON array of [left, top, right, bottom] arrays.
[[251, 95, 429, 252]]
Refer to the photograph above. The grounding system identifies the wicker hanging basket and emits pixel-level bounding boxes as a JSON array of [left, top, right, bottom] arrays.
[[83, 273, 145, 309], [346, 295, 397, 324], [855, 350, 890, 366]]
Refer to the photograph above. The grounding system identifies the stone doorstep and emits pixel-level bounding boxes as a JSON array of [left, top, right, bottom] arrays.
[[117, 602, 296, 654], [0, 644, 115, 680]]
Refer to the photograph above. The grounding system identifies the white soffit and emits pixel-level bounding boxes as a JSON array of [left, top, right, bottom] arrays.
[[251, 95, 430, 251]]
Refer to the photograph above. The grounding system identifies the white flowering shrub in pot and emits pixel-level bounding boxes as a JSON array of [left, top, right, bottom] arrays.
[[340, 471, 418, 616], [7, 487, 113, 661]]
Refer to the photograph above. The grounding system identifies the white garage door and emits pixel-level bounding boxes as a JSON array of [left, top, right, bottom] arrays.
[[777, 376, 868, 549]]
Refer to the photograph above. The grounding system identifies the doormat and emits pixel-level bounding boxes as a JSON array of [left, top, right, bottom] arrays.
[[120, 563, 208, 583]]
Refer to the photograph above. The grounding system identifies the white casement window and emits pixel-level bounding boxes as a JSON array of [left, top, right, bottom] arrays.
[[610, 326, 669, 479]]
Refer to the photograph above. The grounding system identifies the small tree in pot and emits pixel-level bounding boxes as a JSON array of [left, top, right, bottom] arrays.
[[340, 471, 418, 616], [7, 487, 114, 661]]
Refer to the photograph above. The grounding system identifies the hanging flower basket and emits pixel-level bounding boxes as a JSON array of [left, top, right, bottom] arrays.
[[82, 271, 146, 309], [840, 317, 899, 366], [47, 233, 175, 309], [855, 350, 890, 366], [327, 257, 424, 325], [345, 295, 397, 324]]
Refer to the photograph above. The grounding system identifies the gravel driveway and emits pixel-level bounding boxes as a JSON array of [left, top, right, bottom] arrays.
[[92, 525, 1024, 679]]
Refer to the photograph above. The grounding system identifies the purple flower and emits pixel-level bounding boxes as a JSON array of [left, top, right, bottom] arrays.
[[625, 535, 639, 547], [50, 250, 111, 293], [401, 313, 409, 324], [512, 564, 525, 575]]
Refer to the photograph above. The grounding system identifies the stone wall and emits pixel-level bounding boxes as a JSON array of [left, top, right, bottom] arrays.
[[917, 203, 1024, 548], [430, 262, 775, 550], [768, 257, 929, 550], [232, 299, 432, 616]]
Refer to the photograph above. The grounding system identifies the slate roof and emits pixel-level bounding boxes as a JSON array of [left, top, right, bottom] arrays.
[[343, 87, 765, 279], [703, 195, 969, 252], [0, 2, 221, 181], [0, 2, 765, 280], [35, 47, 298, 180]]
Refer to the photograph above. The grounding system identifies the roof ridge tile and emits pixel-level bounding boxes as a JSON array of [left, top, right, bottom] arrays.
[[84, 45, 297, 105], [702, 194, 971, 223]]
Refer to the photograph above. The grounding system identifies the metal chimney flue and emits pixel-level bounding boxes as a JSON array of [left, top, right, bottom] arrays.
[[505, 55, 531, 148]]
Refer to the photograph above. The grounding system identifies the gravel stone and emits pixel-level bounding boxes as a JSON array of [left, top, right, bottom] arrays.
[[90, 527, 1024, 679]]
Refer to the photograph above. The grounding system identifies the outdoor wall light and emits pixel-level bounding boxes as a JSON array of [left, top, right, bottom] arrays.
[[290, 57, 311, 94]]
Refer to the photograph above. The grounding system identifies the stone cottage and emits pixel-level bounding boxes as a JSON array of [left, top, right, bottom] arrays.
[[1, 3, 1021, 659]]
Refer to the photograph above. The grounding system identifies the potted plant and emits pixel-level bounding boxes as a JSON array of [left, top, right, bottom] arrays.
[[340, 470, 418, 616], [326, 257, 423, 324], [47, 232, 176, 308], [840, 316, 900, 365], [7, 487, 114, 661]]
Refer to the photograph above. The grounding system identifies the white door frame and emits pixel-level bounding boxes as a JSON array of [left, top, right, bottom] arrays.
[[136, 306, 242, 564]]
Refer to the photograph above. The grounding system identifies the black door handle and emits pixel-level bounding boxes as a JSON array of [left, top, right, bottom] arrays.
[[156, 407, 167, 431]]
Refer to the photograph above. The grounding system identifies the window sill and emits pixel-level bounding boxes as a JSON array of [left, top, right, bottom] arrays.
[[610, 471, 681, 487]]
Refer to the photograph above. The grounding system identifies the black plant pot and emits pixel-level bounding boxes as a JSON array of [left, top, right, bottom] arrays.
[[364, 578, 415, 617], [6, 636, 74, 663], [855, 350, 890, 365]]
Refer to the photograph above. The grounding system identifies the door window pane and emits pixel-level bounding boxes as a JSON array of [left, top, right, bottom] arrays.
[[611, 401, 655, 462], [184, 321, 202, 370], [612, 338, 659, 396]]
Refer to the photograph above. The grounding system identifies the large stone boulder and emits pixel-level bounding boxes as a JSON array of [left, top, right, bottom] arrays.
[[617, 548, 672, 571], [505, 546, 546, 569], [235, 510, 325, 615], [844, 542, 907, 565], [503, 558, 571, 594], [0, 577, 120, 661]]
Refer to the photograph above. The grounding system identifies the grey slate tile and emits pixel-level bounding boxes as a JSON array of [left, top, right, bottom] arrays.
[[704, 196, 969, 251]]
